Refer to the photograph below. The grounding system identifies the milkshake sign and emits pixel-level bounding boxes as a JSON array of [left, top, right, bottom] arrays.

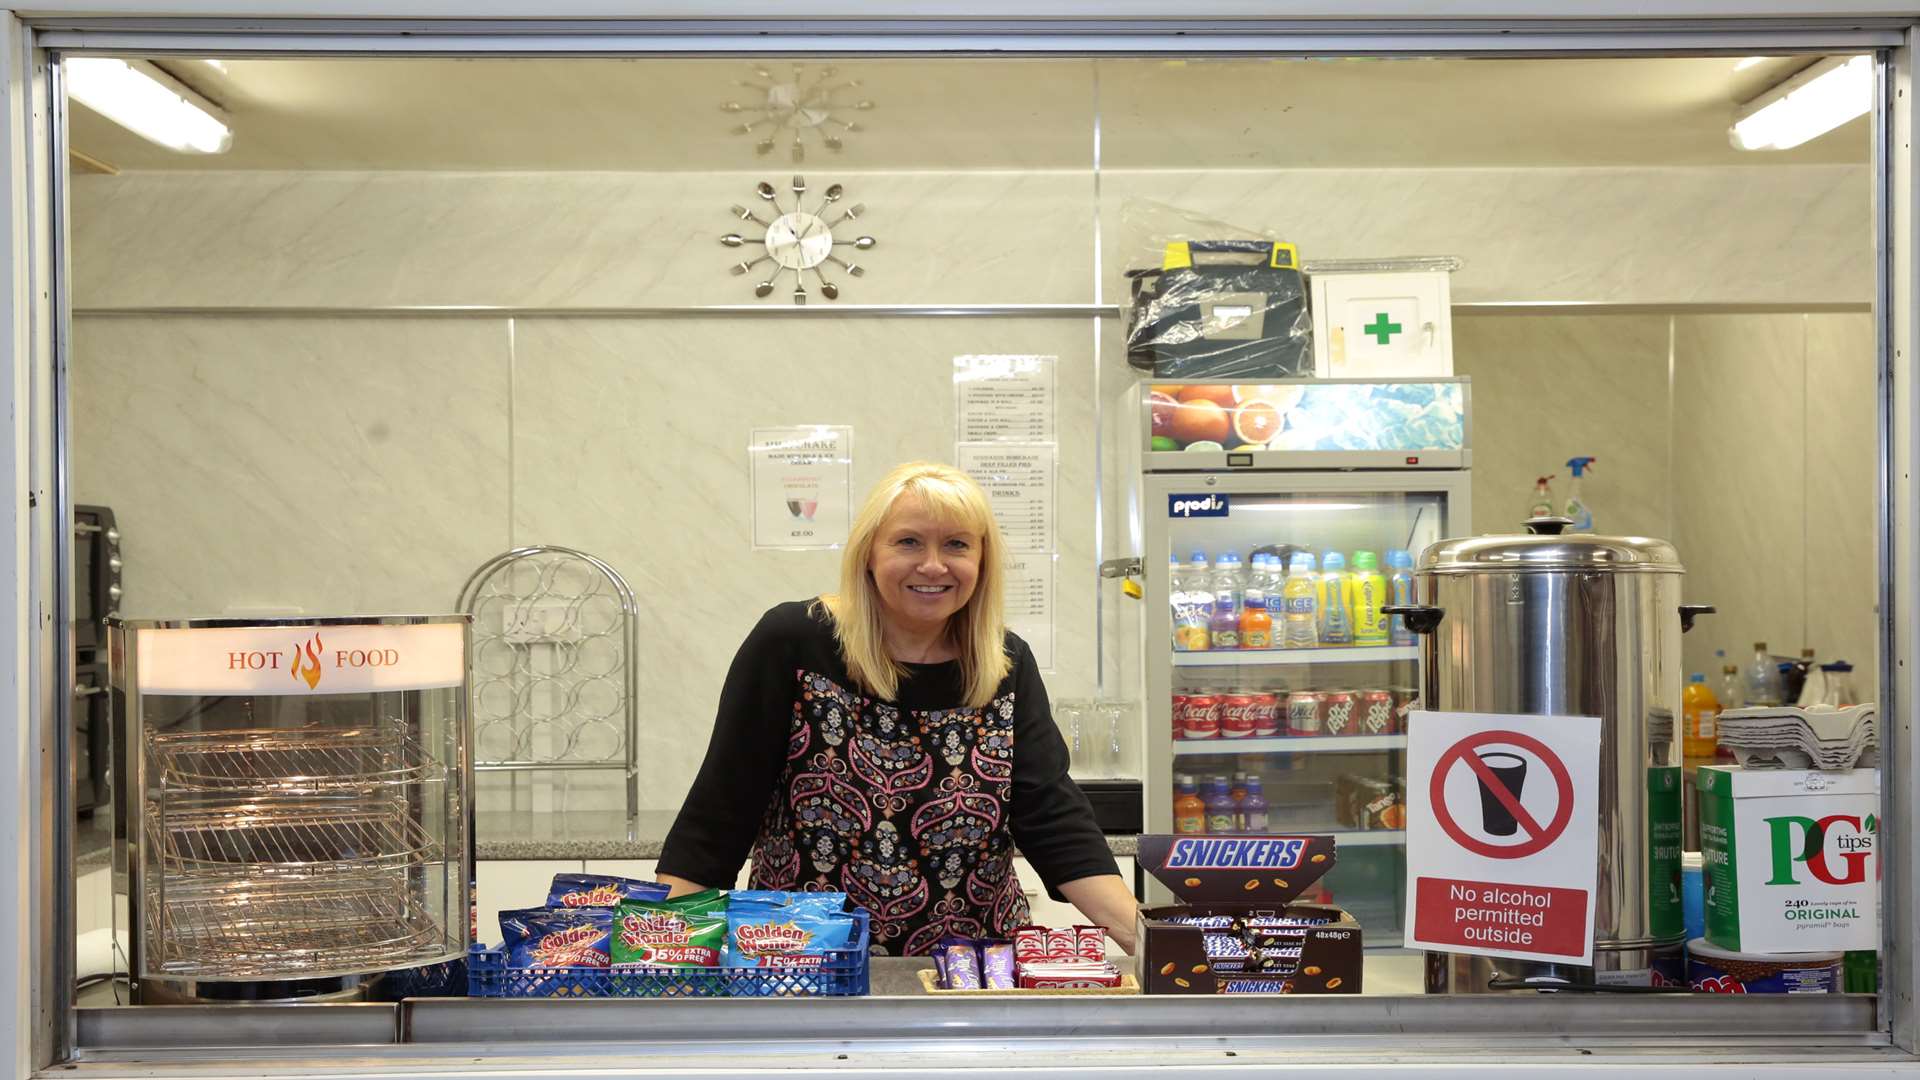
[[134, 620, 467, 696]]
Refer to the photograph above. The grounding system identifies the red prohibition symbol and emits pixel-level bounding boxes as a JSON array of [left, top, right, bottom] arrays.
[[1431, 729, 1575, 859]]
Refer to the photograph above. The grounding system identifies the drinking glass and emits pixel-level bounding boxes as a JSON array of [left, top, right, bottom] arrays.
[[1055, 700, 1088, 772]]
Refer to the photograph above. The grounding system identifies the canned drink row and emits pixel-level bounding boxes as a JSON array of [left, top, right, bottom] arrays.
[[1173, 687, 1417, 740]]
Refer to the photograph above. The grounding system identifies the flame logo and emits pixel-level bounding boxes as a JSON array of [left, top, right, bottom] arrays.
[[289, 633, 324, 690]]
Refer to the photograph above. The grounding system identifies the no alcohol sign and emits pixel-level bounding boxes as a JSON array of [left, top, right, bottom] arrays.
[[1405, 711, 1603, 965]]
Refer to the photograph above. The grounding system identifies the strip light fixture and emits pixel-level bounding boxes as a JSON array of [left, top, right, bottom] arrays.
[[65, 57, 232, 154], [1730, 55, 1872, 152]]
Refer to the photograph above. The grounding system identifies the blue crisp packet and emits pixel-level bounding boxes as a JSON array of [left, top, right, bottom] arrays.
[[547, 873, 671, 909], [728, 890, 848, 914], [499, 907, 612, 969], [724, 902, 858, 969]]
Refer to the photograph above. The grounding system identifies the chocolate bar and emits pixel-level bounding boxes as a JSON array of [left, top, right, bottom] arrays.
[[982, 942, 1016, 989], [945, 942, 983, 990]]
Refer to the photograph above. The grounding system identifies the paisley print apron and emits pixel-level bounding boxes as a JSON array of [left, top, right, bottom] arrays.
[[747, 668, 1032, 956]]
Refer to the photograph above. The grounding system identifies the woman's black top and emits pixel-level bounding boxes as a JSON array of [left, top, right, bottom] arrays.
[[658, 600, 1118, 955]]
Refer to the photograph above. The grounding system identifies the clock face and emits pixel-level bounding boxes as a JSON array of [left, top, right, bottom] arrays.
[[723, 177, 875, 304], [765, 211, 833, 271]]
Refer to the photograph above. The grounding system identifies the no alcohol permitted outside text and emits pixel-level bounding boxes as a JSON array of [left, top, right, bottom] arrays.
[[1404, 711, 1602, 966]]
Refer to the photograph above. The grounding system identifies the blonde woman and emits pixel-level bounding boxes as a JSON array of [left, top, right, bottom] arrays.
[[658, 461, 1138, 955]]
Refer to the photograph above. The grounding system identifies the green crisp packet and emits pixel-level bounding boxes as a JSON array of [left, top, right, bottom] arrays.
[[612, 890, 728, 968]]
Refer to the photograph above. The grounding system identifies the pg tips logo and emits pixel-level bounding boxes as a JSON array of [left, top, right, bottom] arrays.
[[289, 633, 325, 690], [1767, 813, 1877, 886]]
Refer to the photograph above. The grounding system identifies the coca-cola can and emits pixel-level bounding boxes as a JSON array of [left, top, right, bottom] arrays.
[[1285, 691, 1325, 736], [1220, 694, 1257, 739], [1359, 689, 1396, 735], [1391, 687, 1420, 732], [1322, 690, 1359, 737], [1171, 693, 1188, 739], [1180, 694, 1221, 740], [1249, 692, 1282, 737]]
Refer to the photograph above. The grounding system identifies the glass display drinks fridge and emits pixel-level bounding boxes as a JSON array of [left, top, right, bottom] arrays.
[[1135, 378, 1471, 946]]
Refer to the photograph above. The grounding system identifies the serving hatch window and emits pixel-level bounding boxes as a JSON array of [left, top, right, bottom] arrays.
[[51, 42, 1888, 1056]]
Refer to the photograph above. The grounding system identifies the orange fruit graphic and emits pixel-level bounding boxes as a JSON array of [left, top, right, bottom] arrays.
[[1231, 398, 1284, 447], [1175, 384, 1236, 410], [1168, 399, 1232, 446]]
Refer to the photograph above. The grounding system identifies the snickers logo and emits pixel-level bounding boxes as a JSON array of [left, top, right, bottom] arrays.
[[1164, 837, 1307, 871]]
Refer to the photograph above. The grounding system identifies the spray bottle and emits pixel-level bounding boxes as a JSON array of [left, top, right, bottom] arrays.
[[1564, 457, 1597, 532], [1527, 475, 1556, 519]]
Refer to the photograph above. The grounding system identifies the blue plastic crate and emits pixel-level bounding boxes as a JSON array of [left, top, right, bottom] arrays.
[[467, 908, 870, 999]]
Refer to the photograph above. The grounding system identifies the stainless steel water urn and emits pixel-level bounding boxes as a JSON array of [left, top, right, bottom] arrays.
[[1386, 518, 1712, 993]]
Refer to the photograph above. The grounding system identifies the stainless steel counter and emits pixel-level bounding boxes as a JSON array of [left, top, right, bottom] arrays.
[[475, 810, 1139, 861], [70, 987, 1882, 1061]]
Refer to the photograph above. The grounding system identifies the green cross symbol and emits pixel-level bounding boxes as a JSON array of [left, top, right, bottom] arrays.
[[1363, 312, 1403, 345]]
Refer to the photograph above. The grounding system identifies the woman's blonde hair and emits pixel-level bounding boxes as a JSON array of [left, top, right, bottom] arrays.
[[817, 461, 1011, 708]]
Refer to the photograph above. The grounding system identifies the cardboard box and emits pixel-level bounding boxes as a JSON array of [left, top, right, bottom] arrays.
[[1136, 835, 1363, 995], [1697, 766, 1879, 954]]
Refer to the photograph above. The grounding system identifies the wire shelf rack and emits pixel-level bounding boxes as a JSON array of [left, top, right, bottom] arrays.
[[459, 546, 640, 838], [150, 799, 443, 877], [151, 873, 452, 980], [150, 725, 446, 793]]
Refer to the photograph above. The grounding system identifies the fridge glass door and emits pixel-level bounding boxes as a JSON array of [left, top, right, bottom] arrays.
[[1157, 484, 1455, 949]]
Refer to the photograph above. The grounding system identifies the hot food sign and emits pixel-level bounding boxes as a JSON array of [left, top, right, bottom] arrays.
[[135, 621, 465, 696]]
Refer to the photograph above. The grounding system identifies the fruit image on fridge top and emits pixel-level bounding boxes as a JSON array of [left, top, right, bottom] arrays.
[[1137, 377, 1471, 947]]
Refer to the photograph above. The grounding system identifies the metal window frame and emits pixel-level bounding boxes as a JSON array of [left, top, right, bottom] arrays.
[[11, 14, 1916, 1074]]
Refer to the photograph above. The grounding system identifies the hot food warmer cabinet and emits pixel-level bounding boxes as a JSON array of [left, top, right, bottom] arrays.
[[108, 615, 472, 1003]]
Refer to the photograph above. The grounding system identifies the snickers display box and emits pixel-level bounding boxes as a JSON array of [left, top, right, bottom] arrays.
[[1136, 835, 1363, 995]]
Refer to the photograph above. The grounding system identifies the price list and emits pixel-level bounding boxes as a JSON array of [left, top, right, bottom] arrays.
[[1003, 553, 1055, 672], [954, 355, 1056, 443], [957, 443, 1056, 553]]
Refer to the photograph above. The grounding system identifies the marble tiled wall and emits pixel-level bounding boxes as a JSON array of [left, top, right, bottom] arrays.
[[71, 163, 1870, 310], [1672, 313, 1880, 698], [65, 161, 1879, 826], [1452, 314, 1674, 540], [69, 315, 513, 616], [1098, 166, 1871, 306]]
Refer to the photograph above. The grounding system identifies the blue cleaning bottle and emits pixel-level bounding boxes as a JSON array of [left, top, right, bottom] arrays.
[[1564, 457, 1597, 532]]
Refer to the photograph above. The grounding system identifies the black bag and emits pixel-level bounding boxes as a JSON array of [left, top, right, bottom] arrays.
[[1125, 240, 1314, 380]]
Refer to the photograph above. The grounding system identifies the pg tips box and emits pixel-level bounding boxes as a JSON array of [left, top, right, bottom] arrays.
[[1697, 766, 1879, 954]]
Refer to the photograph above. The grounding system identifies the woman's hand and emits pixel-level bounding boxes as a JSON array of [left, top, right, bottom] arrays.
[[655, 872, 714, 899], [1057, 874, 1140, 955]]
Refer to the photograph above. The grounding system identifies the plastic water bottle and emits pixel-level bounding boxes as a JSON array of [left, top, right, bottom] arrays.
[[1282, 553, 1320, 648], [1683, 673, 1720, 764], [1172, 551, 1212, 652], [1745, 641, 1785, 706], [1238, 776, 1270, 832], [1214, 551, 1246, 610], [1210, 552, 1244, 650], [1320, 552, 1354, 646], [1239, 583, 1272, 650], [1719, 663, 1745, 710], [1351, 550, 1389, 646], [1387, 549, 1417, 646], [1173, 775, 1206, 835]]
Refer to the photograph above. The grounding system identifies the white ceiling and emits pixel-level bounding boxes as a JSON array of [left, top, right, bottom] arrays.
[[66, 54, 1871, 173]]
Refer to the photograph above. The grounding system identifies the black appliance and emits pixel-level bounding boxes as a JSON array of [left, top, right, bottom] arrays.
[[73, 505, 119, 816], [73, 660, 108, 814], [1125, 240, 1314, 380], [73, 505, 121, 653]]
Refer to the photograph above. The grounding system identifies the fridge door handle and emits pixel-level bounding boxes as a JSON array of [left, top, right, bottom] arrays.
[[1382, 604, 1445, 635]]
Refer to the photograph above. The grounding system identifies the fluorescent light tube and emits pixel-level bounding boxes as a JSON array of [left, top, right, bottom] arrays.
[[1730, 55, 1871, 152], [65, 57, 231, 154]]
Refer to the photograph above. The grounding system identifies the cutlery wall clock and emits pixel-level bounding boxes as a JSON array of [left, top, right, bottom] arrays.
[[722, 176, 877, 305]]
